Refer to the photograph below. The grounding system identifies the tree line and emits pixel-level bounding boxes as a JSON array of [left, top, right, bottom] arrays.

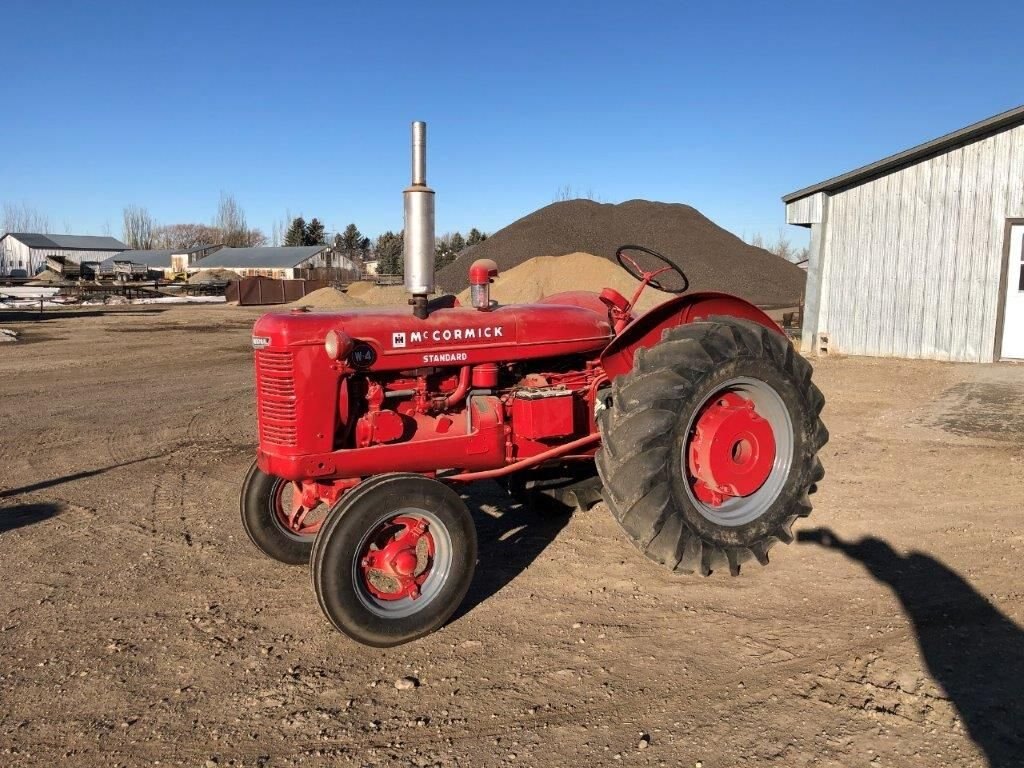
[[122, 193, 266, 250], [3, 198, 489, 273], [279, 216, 487, 275]]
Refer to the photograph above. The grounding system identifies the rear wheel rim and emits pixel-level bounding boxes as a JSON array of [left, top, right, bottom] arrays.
[[351, 508, 454, 619], [270, 480, 325, 540], [683, 376, 793, 527]]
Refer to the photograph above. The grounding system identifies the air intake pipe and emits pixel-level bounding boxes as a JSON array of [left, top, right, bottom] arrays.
[[404, 121, 435, 319]]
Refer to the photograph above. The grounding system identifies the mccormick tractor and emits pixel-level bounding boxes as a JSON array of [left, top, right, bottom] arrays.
[[241, 123, 827, 647]]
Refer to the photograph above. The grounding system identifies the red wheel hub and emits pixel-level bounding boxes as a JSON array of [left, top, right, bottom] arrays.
[[359, 516, 435, 601], [274, 480, 325, 536], [688, 391, 776, 507]]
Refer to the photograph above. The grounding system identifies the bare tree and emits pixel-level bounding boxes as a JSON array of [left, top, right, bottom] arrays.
[[2, 202, 50, 234], [122, 205, 156, 249], [552, 185, 600, 203], [153, 223, 222, 250], [215, 192, 254, 247], [748, 230, 802, 264]]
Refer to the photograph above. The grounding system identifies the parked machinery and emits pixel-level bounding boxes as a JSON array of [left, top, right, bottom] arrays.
[[241, 123, 828, 646]]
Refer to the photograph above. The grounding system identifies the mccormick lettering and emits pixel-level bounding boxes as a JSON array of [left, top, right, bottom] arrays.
[[407, 326, 505, 344]]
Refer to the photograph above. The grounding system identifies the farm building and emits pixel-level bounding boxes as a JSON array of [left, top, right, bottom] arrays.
[[192, 246, 358, 279], [96, 244, 222, 279], [786, 104, 1024, 362], [0, 233, 128, 276]]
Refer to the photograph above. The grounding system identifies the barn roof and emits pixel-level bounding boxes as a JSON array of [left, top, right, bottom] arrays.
[[98, 249, 178, 268], [194, 246, 327, 269], [783, 104, 1024, 203], [1, 232, 129, 250]]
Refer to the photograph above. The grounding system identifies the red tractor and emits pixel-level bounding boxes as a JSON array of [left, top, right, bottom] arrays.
[[241, 123, 827, 647]]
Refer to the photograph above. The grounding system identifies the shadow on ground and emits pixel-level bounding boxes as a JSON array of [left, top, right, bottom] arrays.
[[799, 528, 1024, 768], [0, 452, 177, 499], [0, 307, 169, 324], [0, 503, 61, 534], [454, 481, 574, 621]]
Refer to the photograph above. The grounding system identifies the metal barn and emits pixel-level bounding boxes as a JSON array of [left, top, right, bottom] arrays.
[[785, 105, 1024, 362], [192, 246, 358, 279], [0, 233, 129, 276]]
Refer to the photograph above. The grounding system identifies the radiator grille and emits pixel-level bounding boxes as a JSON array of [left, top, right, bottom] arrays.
[[256, 350, 297, 447]]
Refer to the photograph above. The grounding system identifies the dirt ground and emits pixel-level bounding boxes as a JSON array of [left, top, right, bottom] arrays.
[[1, 305, 1022, 768]]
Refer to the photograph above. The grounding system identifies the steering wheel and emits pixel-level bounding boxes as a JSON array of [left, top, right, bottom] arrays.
[[614, 245, 689, 294]]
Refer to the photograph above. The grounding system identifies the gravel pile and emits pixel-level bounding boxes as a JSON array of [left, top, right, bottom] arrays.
[[289, 288, 366, 309], [456, 252, 675, 313], [27, 270, 64, 285], [188, 269, 240, 284], [347, 281, 437, 306], [437, 199, 804, 306]]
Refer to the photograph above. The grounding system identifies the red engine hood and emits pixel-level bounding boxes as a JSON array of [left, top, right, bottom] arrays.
[[252, 300, 613, 370]]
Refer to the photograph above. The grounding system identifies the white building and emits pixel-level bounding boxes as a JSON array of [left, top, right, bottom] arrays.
[[192, 246, 357, 279], [0, 233, 128, 276], [785, 104, 1024, 362]]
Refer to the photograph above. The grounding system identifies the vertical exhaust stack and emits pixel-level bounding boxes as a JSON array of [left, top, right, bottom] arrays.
[[404, 121, 435, 319]]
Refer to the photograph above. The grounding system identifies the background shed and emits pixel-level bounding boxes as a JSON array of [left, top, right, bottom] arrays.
[[786, 105, 1024, 362]]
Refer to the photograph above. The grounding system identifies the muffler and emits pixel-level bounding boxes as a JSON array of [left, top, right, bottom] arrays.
[[404, 120, 435, 318]]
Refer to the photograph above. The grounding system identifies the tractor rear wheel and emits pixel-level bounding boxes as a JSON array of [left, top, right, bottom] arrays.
[[240, 461, 327, 565], [311, 474, 477, 647], [596, 318, 827, 576]]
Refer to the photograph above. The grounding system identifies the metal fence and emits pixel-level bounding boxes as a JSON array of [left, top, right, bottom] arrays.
[[226, 277, 331, 306]]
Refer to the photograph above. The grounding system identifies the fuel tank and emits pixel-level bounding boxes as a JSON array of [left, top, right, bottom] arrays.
[[251, 299, 613, 370]]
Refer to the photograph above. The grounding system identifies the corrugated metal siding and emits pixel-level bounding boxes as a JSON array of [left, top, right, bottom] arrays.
[[0, 238, 125, 275], [806, 123, 1024, 362]]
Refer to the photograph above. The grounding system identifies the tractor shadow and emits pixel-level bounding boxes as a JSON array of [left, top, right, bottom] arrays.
[[799, 528, 1024, 767], [0, 503, 61, 534], [453, 481, 574, 621]]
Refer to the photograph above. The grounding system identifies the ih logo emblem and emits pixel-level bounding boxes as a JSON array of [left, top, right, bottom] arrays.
[[392, 332, 406, 348]]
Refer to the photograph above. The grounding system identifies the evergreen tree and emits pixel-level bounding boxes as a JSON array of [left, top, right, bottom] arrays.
[[305, 218, 326, 245], [339, 223, 364, 252], [284, 217, 307, 246], [466, 228, 488, 247], [434, 231, 466, 271], [374, 230, 404, 275]]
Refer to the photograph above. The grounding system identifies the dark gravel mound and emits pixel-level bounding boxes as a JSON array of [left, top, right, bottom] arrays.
[[436, 199, 805, 306]]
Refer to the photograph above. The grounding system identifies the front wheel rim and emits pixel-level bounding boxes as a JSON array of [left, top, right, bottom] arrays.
[[682, 376, 794, 527], [270, 480, 324, 540], [351, 508, 454, 619]]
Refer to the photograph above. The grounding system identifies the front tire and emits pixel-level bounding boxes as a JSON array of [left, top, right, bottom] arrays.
[[596, 318, 827, 576], [239, 461, 322, 565], [311, 474, 478, 647]]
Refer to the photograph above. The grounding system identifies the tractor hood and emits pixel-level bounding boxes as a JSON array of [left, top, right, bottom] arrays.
[[252, 299, 613, 371]]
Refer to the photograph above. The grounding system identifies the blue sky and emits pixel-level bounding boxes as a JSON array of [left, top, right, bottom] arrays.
[[2, 0, 1021, 247]]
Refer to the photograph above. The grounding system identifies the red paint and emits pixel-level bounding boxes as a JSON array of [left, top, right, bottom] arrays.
[[251, 282, 781, 489], [511, 392, 576, 440], [469, 259, 498, 285], [600, 292, 783, 380], [446, 433, 601, 482], [359, 515, 435, 601], [688, 392, 776, 506], [471, 363, 499, 388]]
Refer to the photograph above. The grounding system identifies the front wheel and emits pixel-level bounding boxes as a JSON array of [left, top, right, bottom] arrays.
[[596, 318, 827, 576], [239, 461, 328, 565], [311, 474, 478, 647]]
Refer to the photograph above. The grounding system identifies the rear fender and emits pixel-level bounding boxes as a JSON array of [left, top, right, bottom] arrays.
[[600, 292, 783, 380]]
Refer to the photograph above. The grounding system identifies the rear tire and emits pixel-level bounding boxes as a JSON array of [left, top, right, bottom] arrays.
[[311, 474, 477, 647], [596, 318, 827, 576]]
